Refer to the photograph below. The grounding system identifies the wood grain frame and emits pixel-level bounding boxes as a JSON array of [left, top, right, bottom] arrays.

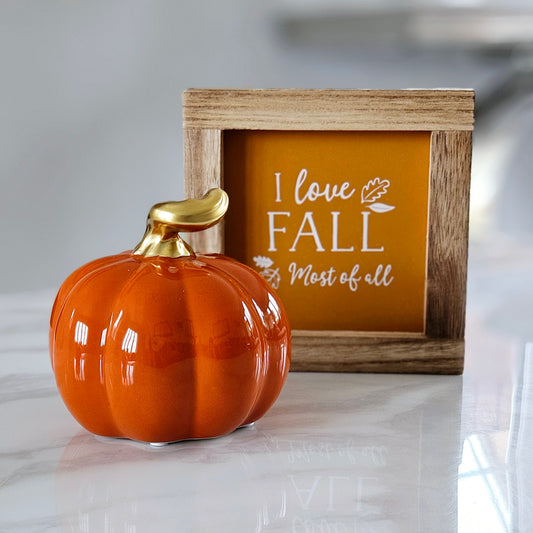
[[183, 89, 474, 374]]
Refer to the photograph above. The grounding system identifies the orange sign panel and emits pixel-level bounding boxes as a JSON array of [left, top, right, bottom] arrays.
[[224, 130, 431, 332]]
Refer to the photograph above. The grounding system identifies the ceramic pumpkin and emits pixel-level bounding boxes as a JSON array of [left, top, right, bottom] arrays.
[[50, 188, 291, 444]]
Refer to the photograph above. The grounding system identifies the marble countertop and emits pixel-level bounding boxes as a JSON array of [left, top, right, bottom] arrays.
[[1, 240, 533, 533]]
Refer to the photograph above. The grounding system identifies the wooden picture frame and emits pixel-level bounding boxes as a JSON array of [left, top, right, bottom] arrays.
[[183, 89, 474, 374]]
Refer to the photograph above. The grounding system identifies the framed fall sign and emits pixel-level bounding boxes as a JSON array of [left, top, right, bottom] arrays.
[[183, 89, 474, 374]]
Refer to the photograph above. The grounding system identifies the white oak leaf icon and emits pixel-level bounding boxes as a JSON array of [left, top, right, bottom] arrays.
[[361, 177, 390, 203], [253, 255, 274, 269], [262, 268, 281, 289]]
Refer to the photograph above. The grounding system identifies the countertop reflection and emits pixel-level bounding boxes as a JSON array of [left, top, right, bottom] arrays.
[[1, 240, 532, 532]]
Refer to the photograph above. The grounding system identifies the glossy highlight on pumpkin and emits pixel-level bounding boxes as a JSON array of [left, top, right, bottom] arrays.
[[50, 251, 290, 443]]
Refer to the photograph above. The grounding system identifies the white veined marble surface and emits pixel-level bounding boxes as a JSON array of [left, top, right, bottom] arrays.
[[1, 240, 533, 533]]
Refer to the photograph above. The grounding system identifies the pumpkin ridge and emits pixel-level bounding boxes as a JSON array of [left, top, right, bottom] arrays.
[[51, 254, 141, 437], [102, 258, 156, 438], [193, 256, 270, 427], [198, 254, 291, 426], [103, 257, 198, 442]]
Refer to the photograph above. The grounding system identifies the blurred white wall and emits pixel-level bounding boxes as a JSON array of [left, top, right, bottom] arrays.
[[1, 0, 532, 293], [0, 0, 277, 293]]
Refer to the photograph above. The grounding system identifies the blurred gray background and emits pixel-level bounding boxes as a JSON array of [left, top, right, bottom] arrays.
[[1, 0, 533, 294]]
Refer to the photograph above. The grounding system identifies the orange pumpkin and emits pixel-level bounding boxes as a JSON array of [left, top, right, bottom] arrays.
[[50, 189, 291, 444]]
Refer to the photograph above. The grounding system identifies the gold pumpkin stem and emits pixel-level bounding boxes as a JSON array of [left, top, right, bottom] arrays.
[[133, 188, 229, 258]]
